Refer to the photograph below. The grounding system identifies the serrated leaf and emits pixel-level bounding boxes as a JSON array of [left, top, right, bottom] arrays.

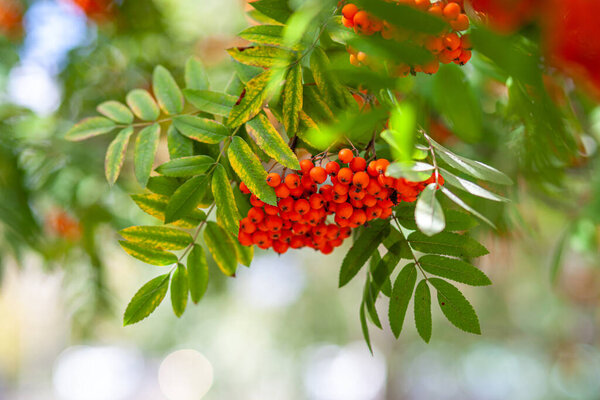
[[429, 278, 481, 334], [126, 89, 160, 121], [408, 231, 489, 258], [212, 165, 241, 236], [339, 221, 390, 287], [310, 47, 346, 109], [282, 63, 302, 136], [105, 126, 134, 185], [97, 100, 134, 124], [173, 115, 229, 144], [155, 155, 214, 178], [414, 280, 432, 343], [185, 57, 209, 90], [443, 210, 479, 232], [419, 255, 491, 286], [428, 135, 513, 185], [153, 65, 184, 115], [170, 264, 189, 317], [183, 89, 236, 117], [227, 46, 292, 68], [119, 226, 192, 250], [167, 125, 193, 159], [134, 123, 161, 187], [439, 168, 509, 202], [204, 221, 238, 277], [371, 240, 408, 296], [303, 85, 335, 122], [440, 187, 497, 229], [363, 267, 382, 329], [119, 240, 178, 266], [147, 176, 181, 196], [232, 234, 254, 267], [188, 244, 209, 303], [227, 69, 274, 128], [239, 25, 295, 48], [165, 175, 211, 224], [249, 0, 292, 24], [123, 273, 170, 326], [359, 304, 373, 354], [227, 136, 277, 205], [389, 263, 417, 338], [65, 117, 116, 141], [246, 113, 300, 169], [415, 183, 445, 236], [131, 193, 206, 229]]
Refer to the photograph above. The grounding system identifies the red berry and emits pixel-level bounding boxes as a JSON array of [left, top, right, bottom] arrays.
[[338, 148, 354, 163]]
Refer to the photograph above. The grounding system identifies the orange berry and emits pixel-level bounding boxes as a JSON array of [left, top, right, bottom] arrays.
[[378, 174, 395, 188], [333, 183, 349, 195], [335, 214, 350, 227], [356, 51, 368, 62], [288, 211, 302, 222], [238, 231, 253, 246], [366, 206, 382, 220], [349, 209, 367, 226], [414, 0, 430, 10], [461, 34, 472, 50], [250, 194, 264, 207], [284, 173, 301, 189], [350, 199, 364, 209], [338, 148, 354, 163], [342, 16, 354, 28], [273, 241, 289, 254], [366, 179, 382, 196], [353, 10, 370, 31], [309, 193, 325, 209], [451, 13, 469, 31], [240, 217, 256, 234], [363, 194, 377, 207], [423, 59, 440, 74], [278, 197, 294, 212], [444, 47, 462, 61], [337, 202, 354, 219], [456, 49, 472, 65], [294, 199, 310, 215], [428, 4, 443, 17], [350, 188, 366, 201], [326, 225, 340, 240], [300, 159, 314, 174], [367, 161, 378, 177], [443, 2, 461, 20], [337, 167, 354, 184], [252, 231, 269, 247], [352, 171, 370, 187], [292, 222, 309, 235], [239, 182, 250, 194], [326, 161, 341, 176], [275, 184, 290, 198], [342, 3, 359, 20], [310, 166, 327, 184], [375, 159, 390, 174], [290, 186, 304, 198], [320, 243, 334, 255], [425, 36, 443, 54], [350, 156, 367, 172], [332, 192, 348, 203], [349, 54, 360, 66], [247, 207, 264, 223], [443, 33, 461, 51], [266, 216, 283, 232], [290, 236, 304, 248], [264, 204, 279, 215], [266, 172, 281, 187]]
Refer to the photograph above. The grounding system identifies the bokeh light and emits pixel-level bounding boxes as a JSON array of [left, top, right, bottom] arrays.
[[158, 349, 214, 400]]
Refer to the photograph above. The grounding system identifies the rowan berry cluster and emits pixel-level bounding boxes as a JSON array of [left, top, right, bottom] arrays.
[[342, 0, 473, 77], [236, 148, 443, 254]]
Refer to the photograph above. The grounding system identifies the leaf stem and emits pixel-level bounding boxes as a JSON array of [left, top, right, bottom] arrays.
[[392, 215, 430, 283]]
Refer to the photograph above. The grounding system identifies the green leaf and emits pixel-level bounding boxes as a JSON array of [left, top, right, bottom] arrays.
[[185, 57, 210, 90], [105, 126, 134, 185], [155, 155, 214, 178], [386, 161, 434, 182], [246, 113, 300, 169], [170, 264, 189, 317], [134, 123, 161, 187], [131, 193, 206, 229], [153, 65, 184, 115], [173, 115, 229, 144], [371, 240, 408, 295], [439, 168, 509, 202], [119, 240, 178, 266], [415, 183, 445, 236], [429, 278, 481, 334], [204, 221, 238, 276], [97, 100, 134, 124], [339, 221, 390, 287], [165, 175, 211, 224], [227, 46, 291, 68], [443, 210, 479, 232], [428, 135, 513, 185], [119, 225, 193, 250], [123, 273, 170, 326], [227, 136, 277, 205], [232, 234, 254, 267], [414, 280, 432, 343], [440, 187, 497, 229], [250, 0, 292, 24], [432, 64, 482, 143], [282, 63, 303, 136], [65, 117, 116, 141], [126, 89, 160, 121], [228, 69, 274, 128], [389, 263, 417, 338], [419, 255, 492, 286], [359, 304, 373, 354], [167, 124, 193, 159], [310, 47, 346, 109], [356, 0, 447, 34], [408, 231, 489, 258], [147, 176, 181, 196], [386, 102, 416, 163], [183, 89, 236, 117], [238, 25, 295, 48], [187, 245, 209, 303], [212, 165, 241, 236]]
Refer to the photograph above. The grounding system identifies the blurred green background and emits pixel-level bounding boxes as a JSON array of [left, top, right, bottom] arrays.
[[1, 0, 600, 399]]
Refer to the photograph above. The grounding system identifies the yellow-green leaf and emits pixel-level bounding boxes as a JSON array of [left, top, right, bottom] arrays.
[[155, 155, 214, 177], [227, 69, 273, 128], [246, 113, 300, 170], [126, 89, 160, 121], [131, 193, 206, 229], [238, 25, 300, 49], [183, 89, 236, 117], [204, 221, 238, 277], [233, 236, 253, 267], [97, 100, 134, 124], [170, 264, 189, 317], [65, 117, 117, 141], [310, 47, 346, 109], [187, 244, 209, 303], [123, 273, 170, 326], [185, 57, 209, 90], [167, 124, 194, 159], [173, 115, 229, 144], [282, 63, 303, 136], [226, 46, 291, 68], [227, 136, 277, 205], [119, 225, 193, 250], [212, 165, 241, 236], [153, 65, 184, 115], [134, 123, 161, 187], [105, 126, 134, 185], [119, 240, 178, 266], [165, 175, 211, 223]]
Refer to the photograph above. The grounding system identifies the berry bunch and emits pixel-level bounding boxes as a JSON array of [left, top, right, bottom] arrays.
[[237, 148, 444, 254], [342, 0, 472, 76]]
